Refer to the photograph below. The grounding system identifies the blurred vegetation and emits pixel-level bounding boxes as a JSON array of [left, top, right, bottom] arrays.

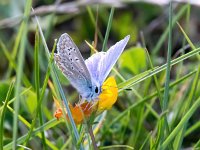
[[0, 0, 200, 149]]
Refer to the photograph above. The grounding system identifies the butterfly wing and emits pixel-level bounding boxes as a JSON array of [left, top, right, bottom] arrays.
[[84, 52, 105, 82], [55, 33, 93, 98], [85, 35, 130, 85]]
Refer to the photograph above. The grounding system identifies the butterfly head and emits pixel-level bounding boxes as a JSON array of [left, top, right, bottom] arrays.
[[92, 85, 101, 97], [80, 80, 101, 102], [88, 81, 101, 101]]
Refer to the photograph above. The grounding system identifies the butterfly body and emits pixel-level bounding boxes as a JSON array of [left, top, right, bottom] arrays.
[[55, 33, 130, 102]]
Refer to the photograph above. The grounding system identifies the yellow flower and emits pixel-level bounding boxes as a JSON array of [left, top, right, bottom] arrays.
[[97, 76, 118, 113], [54, 76, 118, 124]]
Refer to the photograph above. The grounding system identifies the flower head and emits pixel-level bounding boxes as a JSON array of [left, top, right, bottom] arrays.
[[54, 76, 118, 124], [97, 76, 118, 113]]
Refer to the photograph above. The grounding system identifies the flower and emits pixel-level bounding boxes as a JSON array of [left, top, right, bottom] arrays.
[[97, 76, 118, 113], [54, 76, 118, 124]]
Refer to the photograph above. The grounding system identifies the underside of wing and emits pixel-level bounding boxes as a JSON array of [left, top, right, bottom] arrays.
[[85, 35, 130, 85], [55, 33, 93, 97]]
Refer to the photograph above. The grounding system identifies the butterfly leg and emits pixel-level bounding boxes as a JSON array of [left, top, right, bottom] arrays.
[[84, 102, 92, 111], [78, 95, 85, 104], [88, 98, 99, 110]]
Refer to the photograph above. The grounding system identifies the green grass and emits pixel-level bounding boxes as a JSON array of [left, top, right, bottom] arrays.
[[12, 0, 32, 149], [0, 81, 14, 149], [33, 10, 83, 149], [102, 7, 115, 52], [0, 1, 200, 150]]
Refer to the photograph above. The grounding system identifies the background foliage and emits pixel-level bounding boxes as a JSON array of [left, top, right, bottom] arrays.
[[0, 0, 200, 149]]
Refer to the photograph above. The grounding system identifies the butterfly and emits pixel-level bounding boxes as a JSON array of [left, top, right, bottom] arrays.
[[54, 33, 130, 102]]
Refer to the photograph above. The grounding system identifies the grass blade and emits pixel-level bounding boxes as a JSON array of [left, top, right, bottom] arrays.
[[24, 37, 57, 145], [34, 27, 46, 149], [175, 66, 200, 149], [32, 10, 83, 149], [102, 7, 115, 52], [161, 96, 200, 149], [13, 0, 32, 148], [152, 4, 188, 55], [4, 109, 61, 150], [118, 46, 200, 90], [0, 40, 31, 87], [103, 69, 196, 134], [86, 6, 104, 42], [0, 81, 14, 149], [159, 1, 172, 147], [177, 22, 200, 60]]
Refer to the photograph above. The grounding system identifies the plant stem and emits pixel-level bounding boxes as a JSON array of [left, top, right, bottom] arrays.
[[88, 125, 98, 150], [102, 7, 115, 52]]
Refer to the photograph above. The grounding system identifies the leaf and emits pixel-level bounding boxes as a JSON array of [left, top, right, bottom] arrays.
[[21, 89, 37, 115], [118, 47, 147, 74]]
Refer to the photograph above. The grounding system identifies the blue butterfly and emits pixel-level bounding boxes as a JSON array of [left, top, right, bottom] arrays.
[[54, 33, 130, 102]]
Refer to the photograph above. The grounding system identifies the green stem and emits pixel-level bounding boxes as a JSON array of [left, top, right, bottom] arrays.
[[159, 2, 173, 148], [34, 28, 47, 149], [88, 125, 98, 150], [102, 7, 115, 52], [0, 82, 14, 149], [13, 0, 32, 147], [161, 96, 200, 149]]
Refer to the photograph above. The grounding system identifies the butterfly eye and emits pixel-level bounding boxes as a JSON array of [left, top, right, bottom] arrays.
[[95, 87, 98, 93]]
